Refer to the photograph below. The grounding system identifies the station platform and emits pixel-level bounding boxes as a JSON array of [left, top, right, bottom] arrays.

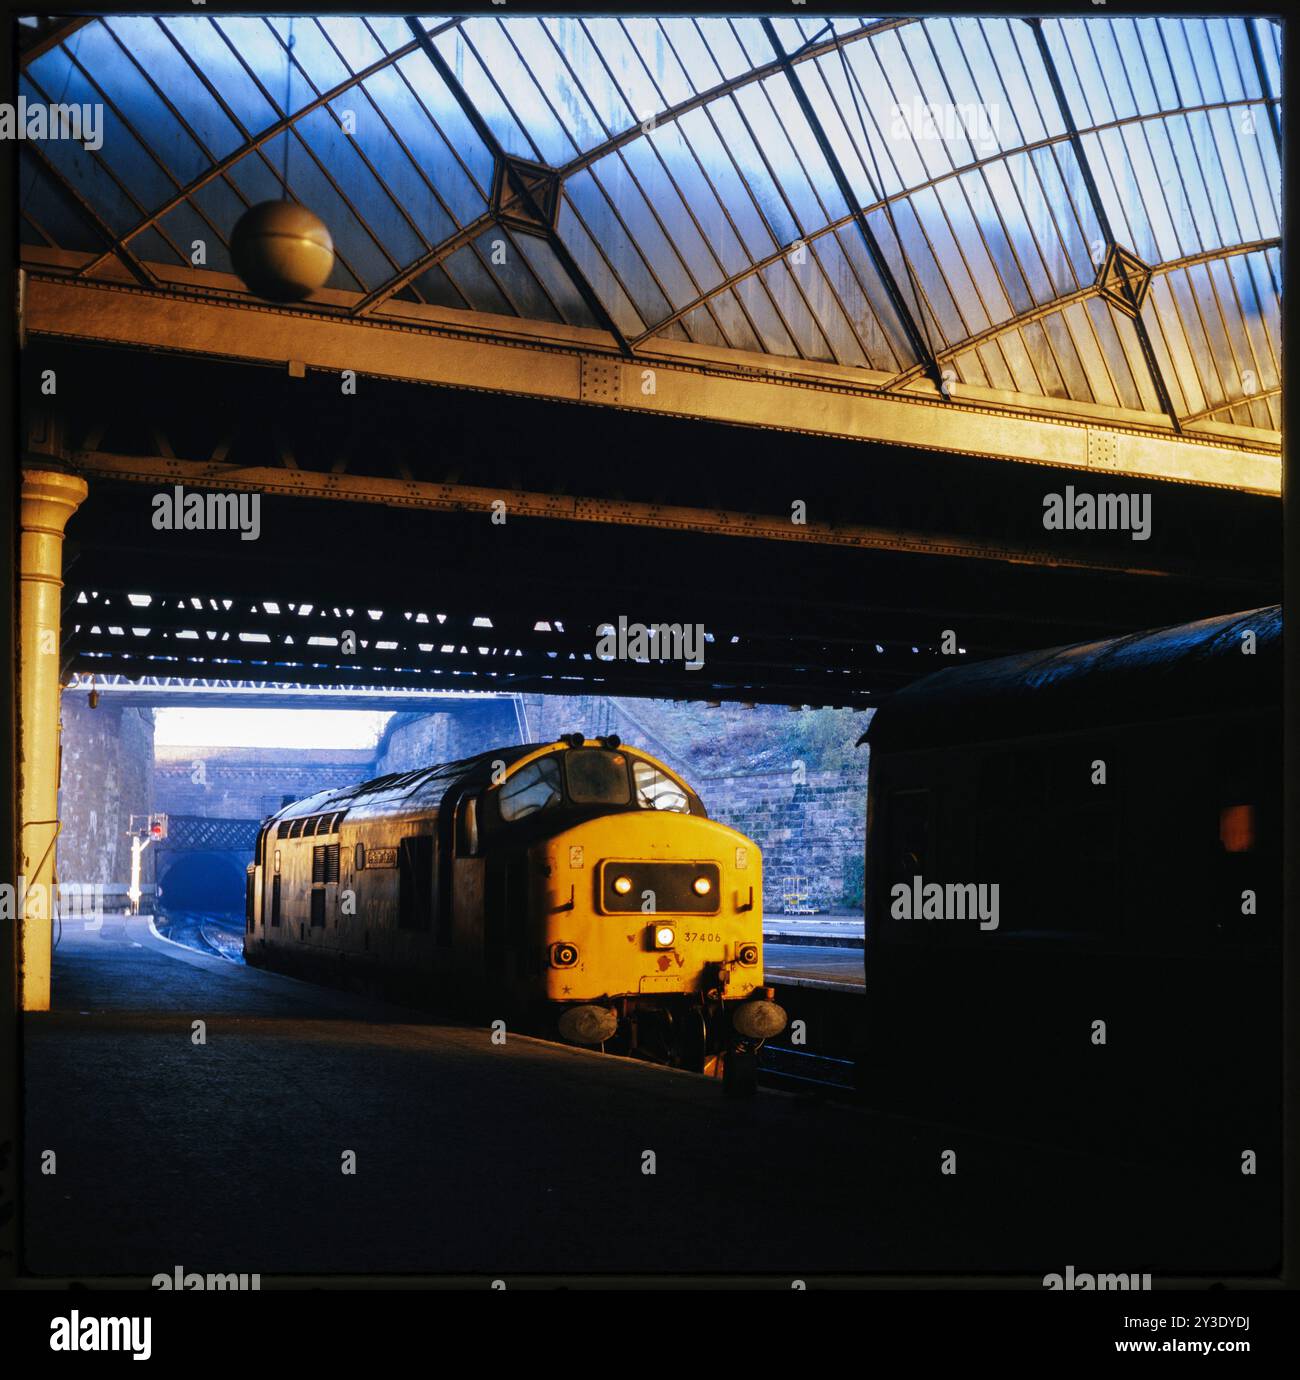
[[763, 941, 864, 990], [763, 915, 863, 948], [21, 915, 1270, 1278]]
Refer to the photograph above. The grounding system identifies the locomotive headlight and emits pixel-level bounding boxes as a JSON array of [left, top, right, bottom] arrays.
[[613, 875, 634, 895], [692, 876, 712, 896], [654, 926, 675, 949]]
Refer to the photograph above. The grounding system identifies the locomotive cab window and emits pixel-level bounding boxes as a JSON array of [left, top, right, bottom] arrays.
[[564, 749, 631, 805], [499, 757, 562, 822], [633, 760, 689, 813]]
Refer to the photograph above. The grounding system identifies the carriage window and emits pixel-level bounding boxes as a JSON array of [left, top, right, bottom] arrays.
[[633, 760, 689, 813], [888, 789, 931, 885], [565, 749, 631, 805], [499, 758, 562, 821]]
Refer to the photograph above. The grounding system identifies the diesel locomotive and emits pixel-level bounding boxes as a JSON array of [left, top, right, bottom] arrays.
[[245, 735, 786, 1074]]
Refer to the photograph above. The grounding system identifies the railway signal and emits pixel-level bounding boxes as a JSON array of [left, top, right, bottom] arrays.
[[125, 814, 168, 913]]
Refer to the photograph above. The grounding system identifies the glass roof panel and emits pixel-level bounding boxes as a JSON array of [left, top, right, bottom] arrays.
[[17, 11, 1281, 440]]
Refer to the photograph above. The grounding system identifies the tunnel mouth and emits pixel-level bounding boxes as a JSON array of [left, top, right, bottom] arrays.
[[158, 850, 248, 918]]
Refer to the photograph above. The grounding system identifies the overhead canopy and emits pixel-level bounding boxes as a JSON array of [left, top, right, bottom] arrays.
[[19, 13, 1283, 466]]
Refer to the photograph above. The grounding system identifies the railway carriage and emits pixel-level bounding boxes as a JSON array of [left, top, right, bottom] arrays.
[[245, 735, 785, 1076], [856, 606, 1282, 1163]]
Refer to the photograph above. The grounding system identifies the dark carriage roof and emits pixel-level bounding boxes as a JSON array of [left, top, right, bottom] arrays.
[[272, 742, 545, 824], [863, 605, 1282, 753]]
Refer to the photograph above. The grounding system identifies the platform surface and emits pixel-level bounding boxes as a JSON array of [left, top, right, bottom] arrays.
[[763, 941, 864, 988], [22, 917, 1274, 1278]]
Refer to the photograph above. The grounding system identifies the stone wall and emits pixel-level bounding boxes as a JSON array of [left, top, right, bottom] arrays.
[[57, 694, 155, 889], [693, 767, 867, 913], [57, 690, 869, 918], [371, 700, 521, 774], [153, 746, 376, 821], [512, 695, 869, 913]]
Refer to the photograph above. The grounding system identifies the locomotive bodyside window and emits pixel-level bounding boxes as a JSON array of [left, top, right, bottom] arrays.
[[271, 875, 281, 927], [633, 760, 689, 813], [499, 758, 562, 821], [459, 796, 479, 856], [398, 834, 435, 930]]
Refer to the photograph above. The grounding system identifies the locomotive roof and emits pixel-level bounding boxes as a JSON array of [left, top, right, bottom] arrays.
[[862, 605, 1281, 753], [269, 738, 691, 828], [271, 743, 544, 826]]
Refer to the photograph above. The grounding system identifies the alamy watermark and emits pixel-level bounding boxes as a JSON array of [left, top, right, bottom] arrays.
[[891, 99, 1001, 152], [152, 485, 261, 541], [1, 878, 105, 921], [1, 97, 102, 151], [1043, 1265, 1152, 1290], [596, 616, 705, 670], [890, 876, 999, 930], [152, 1265, 261, 1290], [49, 1312, 151, 1360], [1043, 485, 1151, 542]]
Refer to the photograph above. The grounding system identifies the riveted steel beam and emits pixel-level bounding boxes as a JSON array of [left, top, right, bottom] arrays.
[[24, 275, 1279, 496]]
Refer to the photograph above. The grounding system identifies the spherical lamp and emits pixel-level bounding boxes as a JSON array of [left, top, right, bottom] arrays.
[[230, 200, 334, 302]]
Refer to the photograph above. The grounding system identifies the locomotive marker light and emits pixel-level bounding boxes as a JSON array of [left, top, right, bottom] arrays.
[[613, 874, 634, 895], [692, 875, 712, 896], [550, 942, 579, 968]]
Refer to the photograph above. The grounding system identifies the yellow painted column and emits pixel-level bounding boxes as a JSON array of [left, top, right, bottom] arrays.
[[19, 468, 87, 1012]]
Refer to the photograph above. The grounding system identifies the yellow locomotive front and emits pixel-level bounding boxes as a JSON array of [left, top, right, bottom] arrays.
[[484, 737, 786, 1074]]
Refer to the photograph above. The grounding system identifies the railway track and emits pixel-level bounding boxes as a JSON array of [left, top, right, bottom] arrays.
[[158, 909, 245, 963], [758, 1044, 856, 1094]]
